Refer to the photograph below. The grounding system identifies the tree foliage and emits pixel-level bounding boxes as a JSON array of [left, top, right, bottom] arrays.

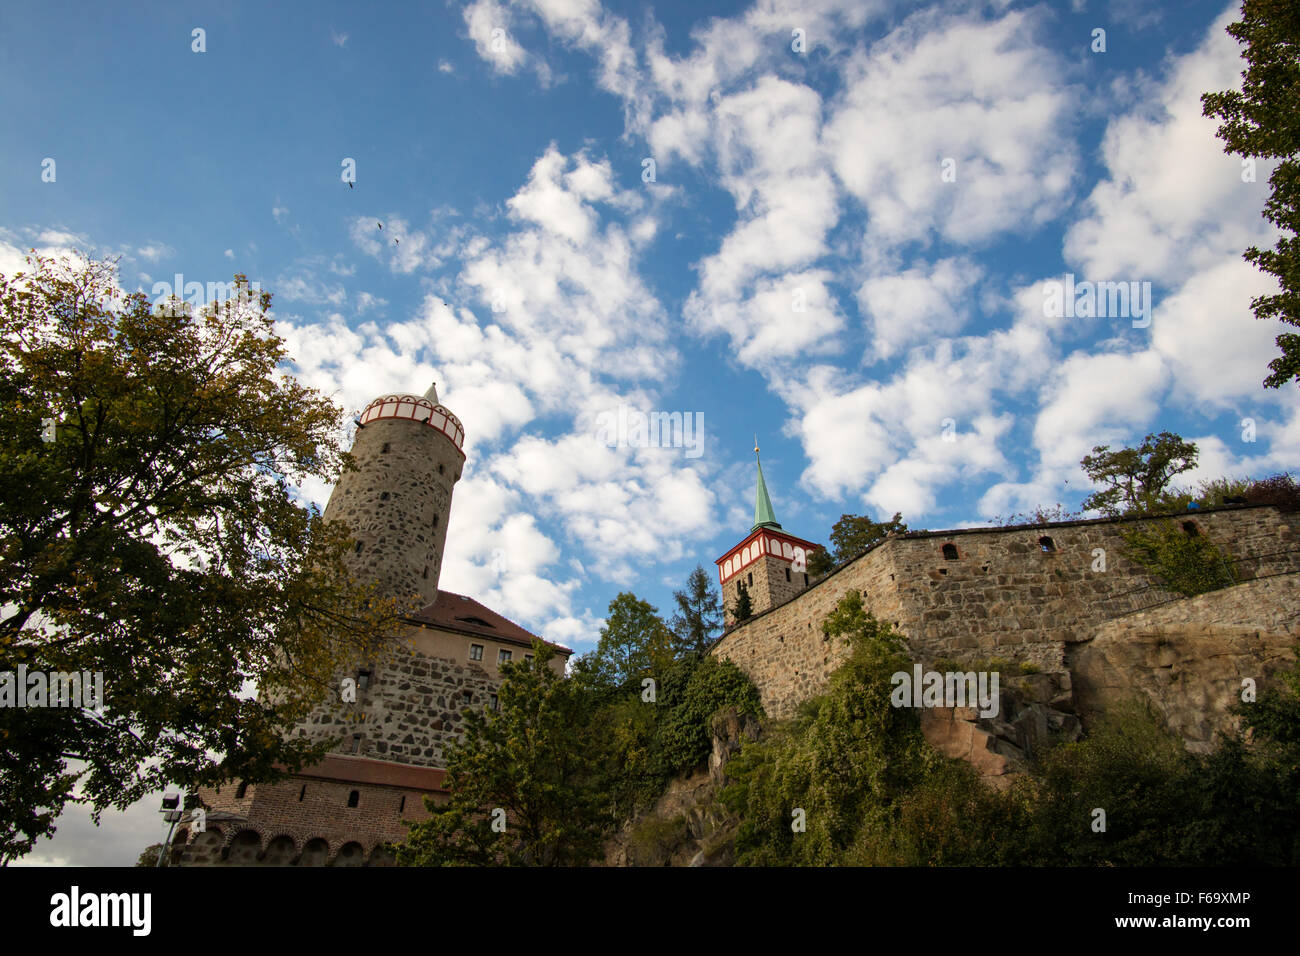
[[1119, 521, 1238, 596], [806, 512, 909, 576], [1079, 431, 1199, 516], [0, 253, 393, 862], [395, 642, 608, 866], [574, 591, 676, 693], [668, 564, 723, 657], [1202, 0, 1300, 388], [731, 580, 753, 623]]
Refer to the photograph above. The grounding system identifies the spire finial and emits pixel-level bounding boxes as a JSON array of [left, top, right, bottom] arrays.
[[751, 438, 781, 532]]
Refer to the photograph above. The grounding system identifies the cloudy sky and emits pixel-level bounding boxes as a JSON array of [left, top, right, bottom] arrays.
[[3, 0, 1297, 863]]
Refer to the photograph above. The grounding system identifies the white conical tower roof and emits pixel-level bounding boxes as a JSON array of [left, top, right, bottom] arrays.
[[423, 382, 439, 404]]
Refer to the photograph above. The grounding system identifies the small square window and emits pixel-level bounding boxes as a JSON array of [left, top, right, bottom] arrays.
[[469, 644, 484, 662], [498, 649, 512, 665], [525, 653, 534, 662]]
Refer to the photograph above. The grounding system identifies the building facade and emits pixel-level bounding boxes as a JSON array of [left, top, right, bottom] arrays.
[[173, 384, 571, 866]]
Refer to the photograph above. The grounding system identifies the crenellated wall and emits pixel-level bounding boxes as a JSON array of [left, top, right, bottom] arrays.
[[711, 505, 1300, 720]]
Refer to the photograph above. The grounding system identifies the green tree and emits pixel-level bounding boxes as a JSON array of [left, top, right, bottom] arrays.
[[668, 565, 723, 657], [0, 253, 393, 862], [395, 642, 609, 866], [1202, 0, 1300, 388], [731, 581, 753, 623], [1119, 521, 1237, 596], [807, 512, 909, 576], [1079, 431, 1199, 516], [576, 592, 675, 692], [720, 590, 932, 865]]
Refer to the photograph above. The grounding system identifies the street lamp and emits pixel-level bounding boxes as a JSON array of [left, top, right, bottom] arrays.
[[156, 791, 183, 867]]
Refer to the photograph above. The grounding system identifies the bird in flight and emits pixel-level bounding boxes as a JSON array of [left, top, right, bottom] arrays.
[[348, 181, 354, 189], [377, 222, 383, 230]]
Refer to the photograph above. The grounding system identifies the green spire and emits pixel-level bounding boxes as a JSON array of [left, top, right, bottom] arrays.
[[752, 437, 782, 532]]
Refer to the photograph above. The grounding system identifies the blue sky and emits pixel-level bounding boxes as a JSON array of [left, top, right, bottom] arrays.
[[3, 0, 1298, 862]]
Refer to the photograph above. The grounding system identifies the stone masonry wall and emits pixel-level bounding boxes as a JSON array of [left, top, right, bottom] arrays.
[[324, 415, 461, 611], [291, 626, 499, 768], [712, 506, 1300, 720]]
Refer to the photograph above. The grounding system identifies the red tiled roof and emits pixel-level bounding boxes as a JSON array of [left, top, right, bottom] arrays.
[[404, 589, 573, 656], [290, 754, 449, 792]]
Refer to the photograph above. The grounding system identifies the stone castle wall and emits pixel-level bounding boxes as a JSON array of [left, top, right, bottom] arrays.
[[291, 626, 500, 768], [712, 505, 1300, 719], [324, 415, 462, 610]]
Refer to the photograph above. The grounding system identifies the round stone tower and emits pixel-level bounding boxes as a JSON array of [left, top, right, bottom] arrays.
[[323, 383, 464, 611]]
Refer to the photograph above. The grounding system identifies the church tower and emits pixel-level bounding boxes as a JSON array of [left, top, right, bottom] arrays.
[[716, 441, 821, 627], [323, 384, 464, 611]]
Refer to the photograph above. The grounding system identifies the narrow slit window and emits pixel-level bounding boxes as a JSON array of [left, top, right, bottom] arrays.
[[298, 785, 306, 802], [347, 790, 359, 808], [235, 781, 248, 799]]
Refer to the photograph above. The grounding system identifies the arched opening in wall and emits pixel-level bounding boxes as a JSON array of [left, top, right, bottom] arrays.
[[347, 789, 360, 808], [399, 795, 406, 813], [1182, 521, 1200, 537], [785, 567, 791, 582], [942, 543, 959, 560], [747, 572, 753, 585], [299, 838, 330, 867], [1038, 536, 1056, 553], [332, 842, 366, 867], [226, 829, 262, 865], [422, 565, 429, 579], [368, 846, 396, 867], [262, 835, 296, 866], [187, 829, 224, 866], [235, 781, 248, 799]]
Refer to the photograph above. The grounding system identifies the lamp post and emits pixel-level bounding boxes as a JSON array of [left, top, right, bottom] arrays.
[[156, 792, 182, 867]]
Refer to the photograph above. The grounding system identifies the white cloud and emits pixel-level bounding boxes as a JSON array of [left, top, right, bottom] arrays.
[[858, 258, 983, 361], [825, 7, 1078, 250], [1064, 6, 1277, 286]]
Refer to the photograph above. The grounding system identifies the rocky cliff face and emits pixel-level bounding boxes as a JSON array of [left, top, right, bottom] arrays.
[[1069, 575, 1300, 752]]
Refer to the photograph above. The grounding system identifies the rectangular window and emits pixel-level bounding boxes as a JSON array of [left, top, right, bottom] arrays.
[[469, 644, 484, 661], [498, 649, 512, 665], [525, 654, 534, 662], [489, 694, 499, 711]]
